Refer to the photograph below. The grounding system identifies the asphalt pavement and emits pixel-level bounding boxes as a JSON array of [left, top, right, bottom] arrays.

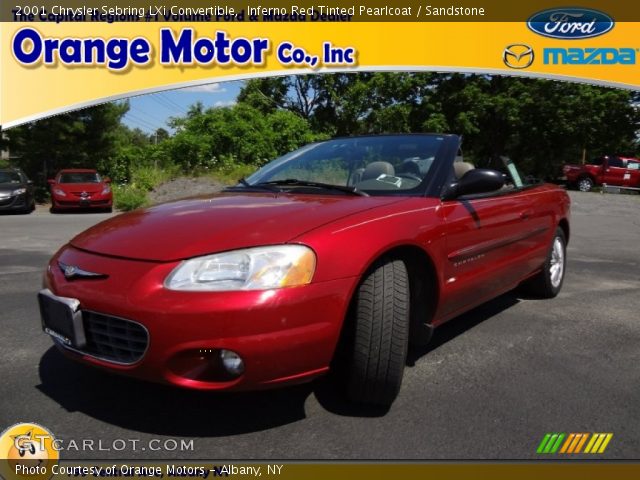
[[1, 192, 639, 459]]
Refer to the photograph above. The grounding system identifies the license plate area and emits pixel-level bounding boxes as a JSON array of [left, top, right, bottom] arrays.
[[38, 289, 86, 348]]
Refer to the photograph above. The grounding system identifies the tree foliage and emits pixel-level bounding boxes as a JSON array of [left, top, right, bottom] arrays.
[[4, 102, 131, 183], [3, 73, 639, 193], [238, 73, 640, 178]]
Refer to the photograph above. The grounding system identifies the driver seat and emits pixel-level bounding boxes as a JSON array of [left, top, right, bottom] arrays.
[[362, 161, 395, 181]]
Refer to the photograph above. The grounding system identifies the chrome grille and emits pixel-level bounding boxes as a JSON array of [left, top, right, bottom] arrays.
[[82, 312, 148, 364]]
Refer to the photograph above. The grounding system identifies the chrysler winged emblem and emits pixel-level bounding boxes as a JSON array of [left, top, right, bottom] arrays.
[[503, 44, 535, 69], [59, 261, 108, 280]]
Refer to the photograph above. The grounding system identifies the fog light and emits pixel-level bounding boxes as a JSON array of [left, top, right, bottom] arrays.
[[220, 349, 244, 376]]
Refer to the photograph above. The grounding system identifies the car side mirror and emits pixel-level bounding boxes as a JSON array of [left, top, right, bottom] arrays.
[[104, 177, 111, 183], [47, 179, 55, 185], [442, 169, 505, 200]]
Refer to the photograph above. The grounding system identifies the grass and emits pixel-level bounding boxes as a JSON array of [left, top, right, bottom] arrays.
[[113, 184, 149, 211], [113, 166, 178, 211], [203, 163, 260, 185]]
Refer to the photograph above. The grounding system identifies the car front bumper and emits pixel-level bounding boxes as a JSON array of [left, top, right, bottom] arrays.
[[0, 193, 28, 211], [52, 193, 112, 209], [42, 245, 355, 391]]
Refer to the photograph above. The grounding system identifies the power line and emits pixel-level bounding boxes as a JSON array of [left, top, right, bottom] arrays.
[[123, 112, 164, 132], [158, 93, 189, 115]]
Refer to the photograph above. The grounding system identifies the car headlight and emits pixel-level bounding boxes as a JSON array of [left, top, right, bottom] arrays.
[[101, 185, 111, 194], [53, 188, 66, 197], [12, 188, 26, 195], [165, 245, 316, 291]]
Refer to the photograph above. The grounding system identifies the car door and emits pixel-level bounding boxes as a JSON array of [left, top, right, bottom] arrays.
[[622, 159, 640, 187], [437, 190, 538, 320], [603, 156, 626, 186]]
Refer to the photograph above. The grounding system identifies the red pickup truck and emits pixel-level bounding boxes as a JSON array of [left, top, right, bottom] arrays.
[[564, 155, 640, 192]]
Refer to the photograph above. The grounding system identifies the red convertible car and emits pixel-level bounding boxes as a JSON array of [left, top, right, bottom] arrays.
[[48, 169, 113, 213], [38, 134, 570, 407]]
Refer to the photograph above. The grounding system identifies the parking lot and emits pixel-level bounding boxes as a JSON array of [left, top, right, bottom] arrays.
[[1, 191, 639, 459]]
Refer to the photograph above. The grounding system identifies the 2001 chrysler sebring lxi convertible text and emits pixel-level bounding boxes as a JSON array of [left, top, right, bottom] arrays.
[[38, 134, 570, 406]]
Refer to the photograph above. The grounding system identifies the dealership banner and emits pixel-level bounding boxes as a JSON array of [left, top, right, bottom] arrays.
[[2, 1, 640, 478], [1, 0, 640, 127]]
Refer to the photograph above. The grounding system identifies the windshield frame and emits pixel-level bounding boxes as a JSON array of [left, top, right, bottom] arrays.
[[244, 134, 460, 198]]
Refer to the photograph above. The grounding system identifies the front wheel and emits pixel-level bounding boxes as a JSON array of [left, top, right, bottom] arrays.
[[578, 176, 594, 192], [521, 228, 567, 298], [345, 258, 410, 407]]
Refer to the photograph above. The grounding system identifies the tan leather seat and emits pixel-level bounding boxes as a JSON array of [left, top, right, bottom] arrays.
[[362, 161, 395, 181], [453, 161, 475, 179]]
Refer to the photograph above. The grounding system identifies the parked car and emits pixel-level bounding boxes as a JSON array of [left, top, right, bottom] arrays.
[[0, 168, 35, 214], [563, 155, 640, 192], [38, 134, 570, 407], [48, 169, 113, 212]]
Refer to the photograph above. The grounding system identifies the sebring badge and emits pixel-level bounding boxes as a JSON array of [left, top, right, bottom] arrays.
[[59, 261, 108, 280], [503, 44, 535, 69]]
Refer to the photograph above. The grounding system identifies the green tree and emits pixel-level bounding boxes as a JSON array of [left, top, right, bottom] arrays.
[[5, 101, 130, 184]]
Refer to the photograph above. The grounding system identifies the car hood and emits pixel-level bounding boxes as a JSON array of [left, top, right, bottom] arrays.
[[55, 183, 104, 192], [70, 192, 405, 262], [0, 183, 24, 192]]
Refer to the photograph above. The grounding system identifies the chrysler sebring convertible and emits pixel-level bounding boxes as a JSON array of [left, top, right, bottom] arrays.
[[38, 134, 570, 406]]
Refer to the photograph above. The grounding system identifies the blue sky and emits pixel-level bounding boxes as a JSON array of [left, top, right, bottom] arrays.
[[121, 80, 244, 133]]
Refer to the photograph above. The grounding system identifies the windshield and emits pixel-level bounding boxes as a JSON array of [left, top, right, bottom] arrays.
[[0, 171, 21, 184], [59, 172, 101, 183], [246, 135, 446, 195]]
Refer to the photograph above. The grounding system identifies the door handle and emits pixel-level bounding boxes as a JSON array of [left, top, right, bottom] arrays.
[[520, 209, 534, 220]]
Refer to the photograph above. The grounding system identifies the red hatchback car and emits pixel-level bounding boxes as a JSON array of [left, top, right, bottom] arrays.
[[48, 169, 113, 213], [38, 135, 570, 406]]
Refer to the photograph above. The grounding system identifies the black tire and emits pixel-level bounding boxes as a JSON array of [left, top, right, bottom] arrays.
[[20, 203, 33, 214], [521, 228, 567, 298], [577, 176, 594, 192], [346, 257, 410, 406]]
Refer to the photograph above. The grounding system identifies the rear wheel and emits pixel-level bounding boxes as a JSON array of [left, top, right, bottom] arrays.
[[521, 228, 566, 298], [346, 258, 410, 407], [578, 176, 594, 192]]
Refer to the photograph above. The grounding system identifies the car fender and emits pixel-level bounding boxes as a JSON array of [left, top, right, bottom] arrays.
[[294, 197, 446, 285]]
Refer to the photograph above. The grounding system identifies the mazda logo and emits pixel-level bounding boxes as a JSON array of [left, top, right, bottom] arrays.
[[64, 265, 77, 278], [503, 44, 535, 69]]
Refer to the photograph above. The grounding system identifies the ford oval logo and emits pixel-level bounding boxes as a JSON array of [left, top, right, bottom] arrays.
[[527, 8, 614, 39]]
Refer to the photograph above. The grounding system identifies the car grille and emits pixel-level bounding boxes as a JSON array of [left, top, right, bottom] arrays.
[[81, 312, 149, 364], [57, 199, 109, 206]]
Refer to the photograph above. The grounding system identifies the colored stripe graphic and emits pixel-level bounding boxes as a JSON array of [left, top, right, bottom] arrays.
[[584, 433, 614, 454], [538, 433, 613, 454], [537, 434, 552, 454], [574, 433, 589, 453], [559, 434, 575, 453], [537, 433, 565, 454]]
